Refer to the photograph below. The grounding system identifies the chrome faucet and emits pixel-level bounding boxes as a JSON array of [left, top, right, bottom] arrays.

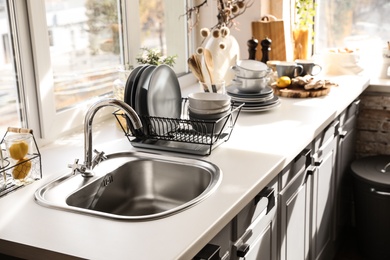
[[69, 98, 142, 177]]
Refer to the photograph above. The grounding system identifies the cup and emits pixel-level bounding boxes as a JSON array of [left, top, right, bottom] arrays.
[[266, 60, 280, 72], [199, 81, 226, 94], [276, 62, 303, 78], [4, 133, 34, 184], [295, 59, 322, 76]]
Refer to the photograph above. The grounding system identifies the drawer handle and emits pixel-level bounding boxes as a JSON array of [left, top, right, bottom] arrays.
[[255, 187, 275, 214], [237, 243, 250, 257], [370, 188, 390, 196]]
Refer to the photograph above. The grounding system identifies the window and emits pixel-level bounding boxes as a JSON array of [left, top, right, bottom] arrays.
[[0, 0, 188, 140], [315, 0, 390, 72]]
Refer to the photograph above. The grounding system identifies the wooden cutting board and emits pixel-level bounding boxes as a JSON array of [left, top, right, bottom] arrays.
[[252, 15, 286, 61], [272, 85, 331, 98]]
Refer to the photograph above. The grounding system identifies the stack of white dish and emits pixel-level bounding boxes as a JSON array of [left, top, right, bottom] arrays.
[[228, 60, 280, 112], [231, 60, 272, 93], [188, 92, 231, 134]]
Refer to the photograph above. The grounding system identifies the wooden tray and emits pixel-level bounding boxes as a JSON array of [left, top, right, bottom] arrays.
[[272, 85, 331, 98]]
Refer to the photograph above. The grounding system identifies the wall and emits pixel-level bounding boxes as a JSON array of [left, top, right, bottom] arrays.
[[356, 91, 390, 158]]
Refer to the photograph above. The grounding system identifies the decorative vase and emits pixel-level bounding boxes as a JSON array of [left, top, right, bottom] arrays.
[[293, 27, 311, 60], [203, 34, 240, 86]]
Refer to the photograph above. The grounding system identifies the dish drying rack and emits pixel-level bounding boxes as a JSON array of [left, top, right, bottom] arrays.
[[114, 99, 243, 155], [0, 127, 42, 198]]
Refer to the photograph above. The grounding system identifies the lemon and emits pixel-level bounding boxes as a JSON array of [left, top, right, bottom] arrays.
[[9, 141, 29, 160], [276, 76, 291, 88], [12, 158, 32, 180]]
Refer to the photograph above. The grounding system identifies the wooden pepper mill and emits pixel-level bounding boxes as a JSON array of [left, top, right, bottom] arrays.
[[247, 37, 258, 60], [261, 37, 272, 63]]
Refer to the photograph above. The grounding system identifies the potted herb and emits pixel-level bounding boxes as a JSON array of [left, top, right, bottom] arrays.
[[293, 0, 316, 59]]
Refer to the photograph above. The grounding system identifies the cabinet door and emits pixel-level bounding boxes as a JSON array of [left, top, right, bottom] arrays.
[[335, 108, 358, 237], [279, 156, 312, 260], [312, 137, 337, 260]]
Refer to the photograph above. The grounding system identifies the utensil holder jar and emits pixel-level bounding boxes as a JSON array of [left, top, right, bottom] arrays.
[[0, 127, 42, 197]]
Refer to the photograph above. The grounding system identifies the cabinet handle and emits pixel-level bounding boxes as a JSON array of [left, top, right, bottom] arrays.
[[339, 129, 348, 138], [300, 148, 312, 168], [302, 166, 315, 186], [255, 187, 275, 214], [193, 244, 221, 260], [237, 243, 250, 257], [352, 99, 361, 113], [370, 188, 390, 196]]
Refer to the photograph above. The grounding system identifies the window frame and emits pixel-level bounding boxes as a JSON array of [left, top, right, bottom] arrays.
[[21, 0, 190, 141]]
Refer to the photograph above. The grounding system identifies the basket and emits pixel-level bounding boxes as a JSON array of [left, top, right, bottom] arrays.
[[114, 99, 243, 155], [0, 127, 42, 197]]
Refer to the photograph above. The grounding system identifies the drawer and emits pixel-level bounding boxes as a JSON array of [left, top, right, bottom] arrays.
[[236, 178, 277, 238], [339, 99, 360, 127], [280, 147, 311, 189], [313, 120, 339, 152]]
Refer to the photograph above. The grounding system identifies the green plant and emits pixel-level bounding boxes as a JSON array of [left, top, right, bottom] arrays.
[[295, 0, 316, 28], [136, 47, 177, 67]]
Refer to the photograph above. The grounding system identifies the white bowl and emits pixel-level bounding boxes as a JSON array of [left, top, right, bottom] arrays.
[[188, 92, 231, 110], [232, 76, 270, 93], [188, 104, 230, 115]]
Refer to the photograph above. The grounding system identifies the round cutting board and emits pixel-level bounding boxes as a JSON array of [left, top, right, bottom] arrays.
[[272, 84, 330, 98]]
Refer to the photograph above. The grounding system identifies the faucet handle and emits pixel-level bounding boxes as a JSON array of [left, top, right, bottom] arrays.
[[92, 149, 107, 168], [68, 159, 86, 175]]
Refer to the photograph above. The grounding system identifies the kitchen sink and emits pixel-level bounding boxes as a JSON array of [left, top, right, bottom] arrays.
[[35, 152, 221, 220]]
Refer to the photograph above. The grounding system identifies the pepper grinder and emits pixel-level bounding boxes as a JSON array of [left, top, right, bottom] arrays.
[[261, 37, 272, 63], [247, 37, 258, 60]]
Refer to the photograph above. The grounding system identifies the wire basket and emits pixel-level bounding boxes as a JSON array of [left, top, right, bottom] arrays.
[[114, 99, 243, 155], [0, 127, 42, 197]]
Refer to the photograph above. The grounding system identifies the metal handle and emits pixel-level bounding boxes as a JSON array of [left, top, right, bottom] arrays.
[[371, 188, 390, 196], [254, 187, 275, 214], [381, 162, 390, 173]]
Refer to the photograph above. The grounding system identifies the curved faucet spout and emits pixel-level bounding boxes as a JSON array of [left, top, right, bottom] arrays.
[[84, 98, 142, 173]]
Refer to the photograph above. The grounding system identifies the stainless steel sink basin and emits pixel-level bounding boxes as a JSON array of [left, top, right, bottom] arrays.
[[35, 152, 221, 220]]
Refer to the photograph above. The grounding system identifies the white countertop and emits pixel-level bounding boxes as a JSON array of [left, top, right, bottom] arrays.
[[0, 75, 371, 260]]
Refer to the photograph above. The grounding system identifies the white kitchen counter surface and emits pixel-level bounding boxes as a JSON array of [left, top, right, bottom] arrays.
[[0, 75, 370, 260]]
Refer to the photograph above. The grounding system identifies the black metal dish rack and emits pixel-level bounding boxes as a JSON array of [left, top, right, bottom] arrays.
[[114, 98, 243, 155]]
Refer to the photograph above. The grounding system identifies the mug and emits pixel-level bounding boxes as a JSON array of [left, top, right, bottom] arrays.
[[276, 62, 303, 78], [296, 59, 322, 76]]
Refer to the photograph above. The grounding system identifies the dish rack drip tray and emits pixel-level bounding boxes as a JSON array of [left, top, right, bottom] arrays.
[[114, 99, 243, 156]]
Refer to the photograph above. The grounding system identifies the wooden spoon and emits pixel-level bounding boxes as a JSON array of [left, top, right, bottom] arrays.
[[203, 49, 216, 92], [188, 55, 204, 82]]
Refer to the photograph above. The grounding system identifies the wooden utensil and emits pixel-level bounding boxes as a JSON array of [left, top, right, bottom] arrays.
[[203, 49, 217, 92], [188, 55, 208, 92]]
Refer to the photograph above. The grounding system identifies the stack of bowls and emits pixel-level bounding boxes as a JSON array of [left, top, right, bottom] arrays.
[[231, 59, 271, 93], [188, 92, 231, 134]]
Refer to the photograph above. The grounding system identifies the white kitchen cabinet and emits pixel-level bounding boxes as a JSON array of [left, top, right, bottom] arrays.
[[233, 178, 278, 260], [194, 179, 278, 260], [278, 148, 312, 260], [334, 99, 360, 246], [311, 121, 338, 260]]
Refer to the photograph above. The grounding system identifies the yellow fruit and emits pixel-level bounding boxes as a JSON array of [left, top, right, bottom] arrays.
[[276, 76, 291, 88], [9, 141, 29, 160], [12, 158, 32, 180]]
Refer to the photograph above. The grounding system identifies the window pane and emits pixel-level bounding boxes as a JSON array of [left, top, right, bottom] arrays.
[[45, 0, 122, 111], [315, 0, 390, 56], [0, 1, 22, 134], [139, 0, 167, 54]]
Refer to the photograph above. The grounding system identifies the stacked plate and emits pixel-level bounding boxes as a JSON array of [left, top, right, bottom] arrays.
[[123, 64, 182, 134], [226, 85, 281, 112]]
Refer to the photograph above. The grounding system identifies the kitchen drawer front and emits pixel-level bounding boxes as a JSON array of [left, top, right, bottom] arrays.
[[313, 120, 339, 152], [280, 147, 311, 189], [339, 99, 360, 127], [236, 177, 278, 238]]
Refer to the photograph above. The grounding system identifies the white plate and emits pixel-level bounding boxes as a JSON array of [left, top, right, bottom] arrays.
[[147, 65, 182, 134], [130, 65, 150, 108], [124, 65, 143, 106], [135, 65, 156, 116], [241, 99, 281, 112], [227, 84, 273, 98]]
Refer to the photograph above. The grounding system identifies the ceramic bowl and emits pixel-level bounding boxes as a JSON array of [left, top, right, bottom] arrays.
[[189, 109, 230, 135], [188, 104, 230, 115], [231, 60, 271, 78], [188, 92, 231, 110], [232, 76, 270, 93]]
